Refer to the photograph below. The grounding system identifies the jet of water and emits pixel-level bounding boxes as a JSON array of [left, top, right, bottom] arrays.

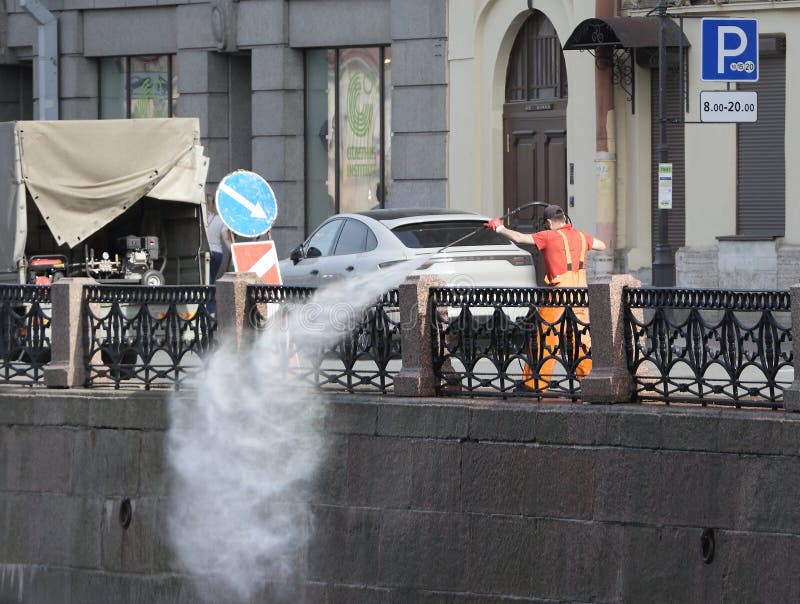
[[166, 259, 424, 601]]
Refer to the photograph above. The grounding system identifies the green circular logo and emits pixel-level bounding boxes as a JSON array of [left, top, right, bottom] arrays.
[[347, 71, 375, 137]]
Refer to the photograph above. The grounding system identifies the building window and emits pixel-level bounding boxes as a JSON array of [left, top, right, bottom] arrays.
[[100, 56, 178, 119], [305, 47, 391, 234], [506, 11, 567, 102]]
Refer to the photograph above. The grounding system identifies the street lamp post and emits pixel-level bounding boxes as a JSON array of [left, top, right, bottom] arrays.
[[653, 0, 675, 286]]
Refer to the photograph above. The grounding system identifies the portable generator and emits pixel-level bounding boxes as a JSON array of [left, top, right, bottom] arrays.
[[84, 235, 165, 286]]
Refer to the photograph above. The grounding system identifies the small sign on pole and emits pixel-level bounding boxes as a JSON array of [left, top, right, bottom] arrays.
[[658, 163, 673, 210], [215, 170, 278, 238], [231, 241, 282, 285], [700, 90, 757, 123]]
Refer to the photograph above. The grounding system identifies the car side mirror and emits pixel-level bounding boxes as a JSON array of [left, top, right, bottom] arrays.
[[290, 245, 305, 265]]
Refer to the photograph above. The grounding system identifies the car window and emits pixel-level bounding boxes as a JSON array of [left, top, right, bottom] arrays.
[[365, 229, 378, 252], [334, 219, 370, 255], [391, 221, 513, 248], [305, 219, 343, 258]]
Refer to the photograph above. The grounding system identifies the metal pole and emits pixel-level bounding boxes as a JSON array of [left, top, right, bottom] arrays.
[[653, 0, 675, 286]]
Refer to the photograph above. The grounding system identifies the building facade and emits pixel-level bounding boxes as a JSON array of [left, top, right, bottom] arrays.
[[1, 0, 448, 258], [450, 0, 800, 288], [1, 0, 798, 287]]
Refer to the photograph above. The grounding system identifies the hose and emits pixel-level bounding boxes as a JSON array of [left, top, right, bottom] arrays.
[[435, 201, 550, 254]]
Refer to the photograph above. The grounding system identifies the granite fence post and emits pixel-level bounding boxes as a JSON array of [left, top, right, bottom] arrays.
[[44, 277, 96, 388], [214, 272, 260, 352], [395, 274, 443, 397], [783, 284, 800, 411], [581, 273, 641, 404]]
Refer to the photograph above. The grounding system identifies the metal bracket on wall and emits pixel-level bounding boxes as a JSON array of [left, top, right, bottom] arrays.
[[612, 48, 635, 112], [580, 47, 636, 115]]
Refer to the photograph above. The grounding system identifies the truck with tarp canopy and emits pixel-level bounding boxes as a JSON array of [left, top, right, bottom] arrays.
[[0, 118, 212, 285]]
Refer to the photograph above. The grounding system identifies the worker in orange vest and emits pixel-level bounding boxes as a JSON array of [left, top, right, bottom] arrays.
[[485, 204, 606, 391]]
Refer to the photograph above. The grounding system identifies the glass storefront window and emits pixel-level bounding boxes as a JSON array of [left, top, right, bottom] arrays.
[[99, 55, 177, 119], [305, 49, 336, 235], [305, 47, 391, 234], [100, 58, 126, 119], [338, 47, 381, 214], [171, 56, 179, 117], [383, 47, 392, 205], [130, 56, 170, 118]]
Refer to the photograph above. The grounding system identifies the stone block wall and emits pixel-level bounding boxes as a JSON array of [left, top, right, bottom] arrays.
[[677, 242, 800, 290], [2, 389, 800, 602]]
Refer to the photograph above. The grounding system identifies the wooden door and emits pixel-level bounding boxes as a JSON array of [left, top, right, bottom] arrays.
[[502, 10, 568, 285], [503, 112, 567, 215]]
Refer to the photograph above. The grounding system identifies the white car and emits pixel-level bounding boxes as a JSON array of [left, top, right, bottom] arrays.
[[279, 209, 537, 288]]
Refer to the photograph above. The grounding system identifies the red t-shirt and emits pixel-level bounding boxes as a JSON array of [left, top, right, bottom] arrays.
[[531, 225, 594, 282]]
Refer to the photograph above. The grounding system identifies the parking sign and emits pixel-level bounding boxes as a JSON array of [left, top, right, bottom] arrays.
[[701, 18, 758, 82]]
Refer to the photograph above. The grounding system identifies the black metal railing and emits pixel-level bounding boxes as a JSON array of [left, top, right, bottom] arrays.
[[83, 285, 216, 389], [0, 285, 51, 384], [247, 285, 402, 393], [624, 287, 793, 408], [430, 287, 591, 399]]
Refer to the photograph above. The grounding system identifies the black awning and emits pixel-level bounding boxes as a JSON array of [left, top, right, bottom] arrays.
[[563, 17, 690, 51]]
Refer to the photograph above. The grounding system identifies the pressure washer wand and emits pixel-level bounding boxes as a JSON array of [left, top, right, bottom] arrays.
[[435, 201, 549, 254]]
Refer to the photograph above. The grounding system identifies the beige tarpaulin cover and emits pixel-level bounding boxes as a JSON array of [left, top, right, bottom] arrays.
[[10, 118, 208, 261], [0, 122, 27, 274]]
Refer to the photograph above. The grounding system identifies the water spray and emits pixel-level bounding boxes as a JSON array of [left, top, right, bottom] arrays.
[[166, 259, 425, 602]]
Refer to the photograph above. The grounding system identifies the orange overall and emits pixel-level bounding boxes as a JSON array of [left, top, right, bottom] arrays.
[[522, 227, 593, 390]]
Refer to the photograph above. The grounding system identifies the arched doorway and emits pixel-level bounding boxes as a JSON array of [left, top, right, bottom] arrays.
[[502, 9, 567, 283]]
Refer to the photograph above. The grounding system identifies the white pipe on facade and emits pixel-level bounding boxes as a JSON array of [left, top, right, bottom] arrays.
[[19, 0, 59, 120]]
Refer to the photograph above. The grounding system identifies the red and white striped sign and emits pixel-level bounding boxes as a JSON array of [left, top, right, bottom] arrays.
[[231, 241, 282, 284]]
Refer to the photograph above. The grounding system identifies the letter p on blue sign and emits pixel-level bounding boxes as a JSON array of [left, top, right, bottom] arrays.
[[702, 18, 758, 82]]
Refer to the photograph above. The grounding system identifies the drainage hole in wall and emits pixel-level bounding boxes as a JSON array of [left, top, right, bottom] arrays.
[[119, 498, 132, 530], [701, 528, 715, 564]]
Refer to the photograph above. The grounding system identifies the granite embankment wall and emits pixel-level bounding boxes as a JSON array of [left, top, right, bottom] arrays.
[[2, 389, 800, 603]]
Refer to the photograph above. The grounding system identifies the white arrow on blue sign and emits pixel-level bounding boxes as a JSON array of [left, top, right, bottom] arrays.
[[701, 18, 758, 82], [215, 170, 278, 238]]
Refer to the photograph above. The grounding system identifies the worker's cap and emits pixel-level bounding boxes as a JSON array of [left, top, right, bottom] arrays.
[[543, 204, 565, 220]]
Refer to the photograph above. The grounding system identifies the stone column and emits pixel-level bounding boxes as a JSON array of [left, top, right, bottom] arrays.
[[214, 272, 259, 351], [390, 0, 448, 208], [44, 278, 95, 388], [395, 275, 442, 397], [581, 274, 641, 404], [783, 284, 800, 411], [250, 37, 304, 256]]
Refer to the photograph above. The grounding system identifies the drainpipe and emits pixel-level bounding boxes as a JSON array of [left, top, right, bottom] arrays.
[[19, 0, 58, 120], [594, 0, 615, 279]]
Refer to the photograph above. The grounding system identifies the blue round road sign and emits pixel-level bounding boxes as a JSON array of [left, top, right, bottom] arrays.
[[215, 170, 278, 238]]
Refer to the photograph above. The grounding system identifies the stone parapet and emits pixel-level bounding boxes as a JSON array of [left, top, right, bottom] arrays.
[[784, 283, 800, 411], [214, 272, 260, 352], [581, 274, 641, 403], [43, 277, 96, 389], [394, 274, 443, 397]]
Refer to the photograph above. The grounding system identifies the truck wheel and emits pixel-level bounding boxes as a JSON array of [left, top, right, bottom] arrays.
[[141, 270, 165, 287]]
